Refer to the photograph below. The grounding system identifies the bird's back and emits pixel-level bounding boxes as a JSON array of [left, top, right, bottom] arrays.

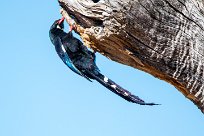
[[61, 32, 100, 74]]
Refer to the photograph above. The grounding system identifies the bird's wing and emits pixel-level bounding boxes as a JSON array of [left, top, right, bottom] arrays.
[[54, 37, 92, 82]]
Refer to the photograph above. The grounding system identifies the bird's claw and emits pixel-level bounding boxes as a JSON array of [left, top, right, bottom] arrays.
[[69, 24, 77, 32]]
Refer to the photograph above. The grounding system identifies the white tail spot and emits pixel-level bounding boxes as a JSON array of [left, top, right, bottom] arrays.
[[124, 92, 129, 96], [104, 77, 108, 82], [111, 85, 117, 89]]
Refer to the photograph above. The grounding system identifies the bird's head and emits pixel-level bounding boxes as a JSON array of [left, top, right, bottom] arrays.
[[49, 17, 65, 45], [50, 17, 65, 31]]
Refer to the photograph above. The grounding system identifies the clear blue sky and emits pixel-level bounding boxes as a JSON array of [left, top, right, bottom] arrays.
[[0, 0, 203, 136]]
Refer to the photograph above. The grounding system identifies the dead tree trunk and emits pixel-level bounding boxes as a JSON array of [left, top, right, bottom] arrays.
[[58, 0, 204, 113]]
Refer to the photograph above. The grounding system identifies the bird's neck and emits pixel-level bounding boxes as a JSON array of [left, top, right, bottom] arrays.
[[50, 28, 66, 37], [49, 28, 65, 45]]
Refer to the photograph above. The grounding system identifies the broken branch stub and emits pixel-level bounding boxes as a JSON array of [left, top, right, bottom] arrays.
[[58, 0, 204, 113]]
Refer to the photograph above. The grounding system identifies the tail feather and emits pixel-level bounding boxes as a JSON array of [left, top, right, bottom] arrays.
[[88, 72, 159, 106]]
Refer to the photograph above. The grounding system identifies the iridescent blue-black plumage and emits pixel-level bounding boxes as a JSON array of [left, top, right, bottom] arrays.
[[49, 18, 95, 81], [49, 18, 159, 105]]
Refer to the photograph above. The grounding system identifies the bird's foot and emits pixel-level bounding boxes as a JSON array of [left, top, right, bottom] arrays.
[[69, 24, 77, 32]]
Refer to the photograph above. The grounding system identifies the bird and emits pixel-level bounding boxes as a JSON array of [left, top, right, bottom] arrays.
[[49, 17, 159, 105]]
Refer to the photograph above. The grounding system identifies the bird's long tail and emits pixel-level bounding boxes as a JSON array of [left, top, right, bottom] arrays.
[[88, 72, 159, 105]]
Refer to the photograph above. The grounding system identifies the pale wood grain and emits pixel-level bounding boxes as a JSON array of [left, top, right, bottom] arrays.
[[58, 0, 204, 113]]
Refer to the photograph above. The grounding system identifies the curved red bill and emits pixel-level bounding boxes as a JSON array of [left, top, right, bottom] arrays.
[[58, 17, 65, 24]]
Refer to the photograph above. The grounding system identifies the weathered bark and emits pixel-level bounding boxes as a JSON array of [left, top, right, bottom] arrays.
[[58, 0, 204, 113]]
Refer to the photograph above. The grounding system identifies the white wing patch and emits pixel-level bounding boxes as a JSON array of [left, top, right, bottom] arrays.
[[61, 45, 66, 53]]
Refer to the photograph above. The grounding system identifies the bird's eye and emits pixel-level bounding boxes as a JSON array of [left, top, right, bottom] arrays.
[[57, 25, 61, 29]]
